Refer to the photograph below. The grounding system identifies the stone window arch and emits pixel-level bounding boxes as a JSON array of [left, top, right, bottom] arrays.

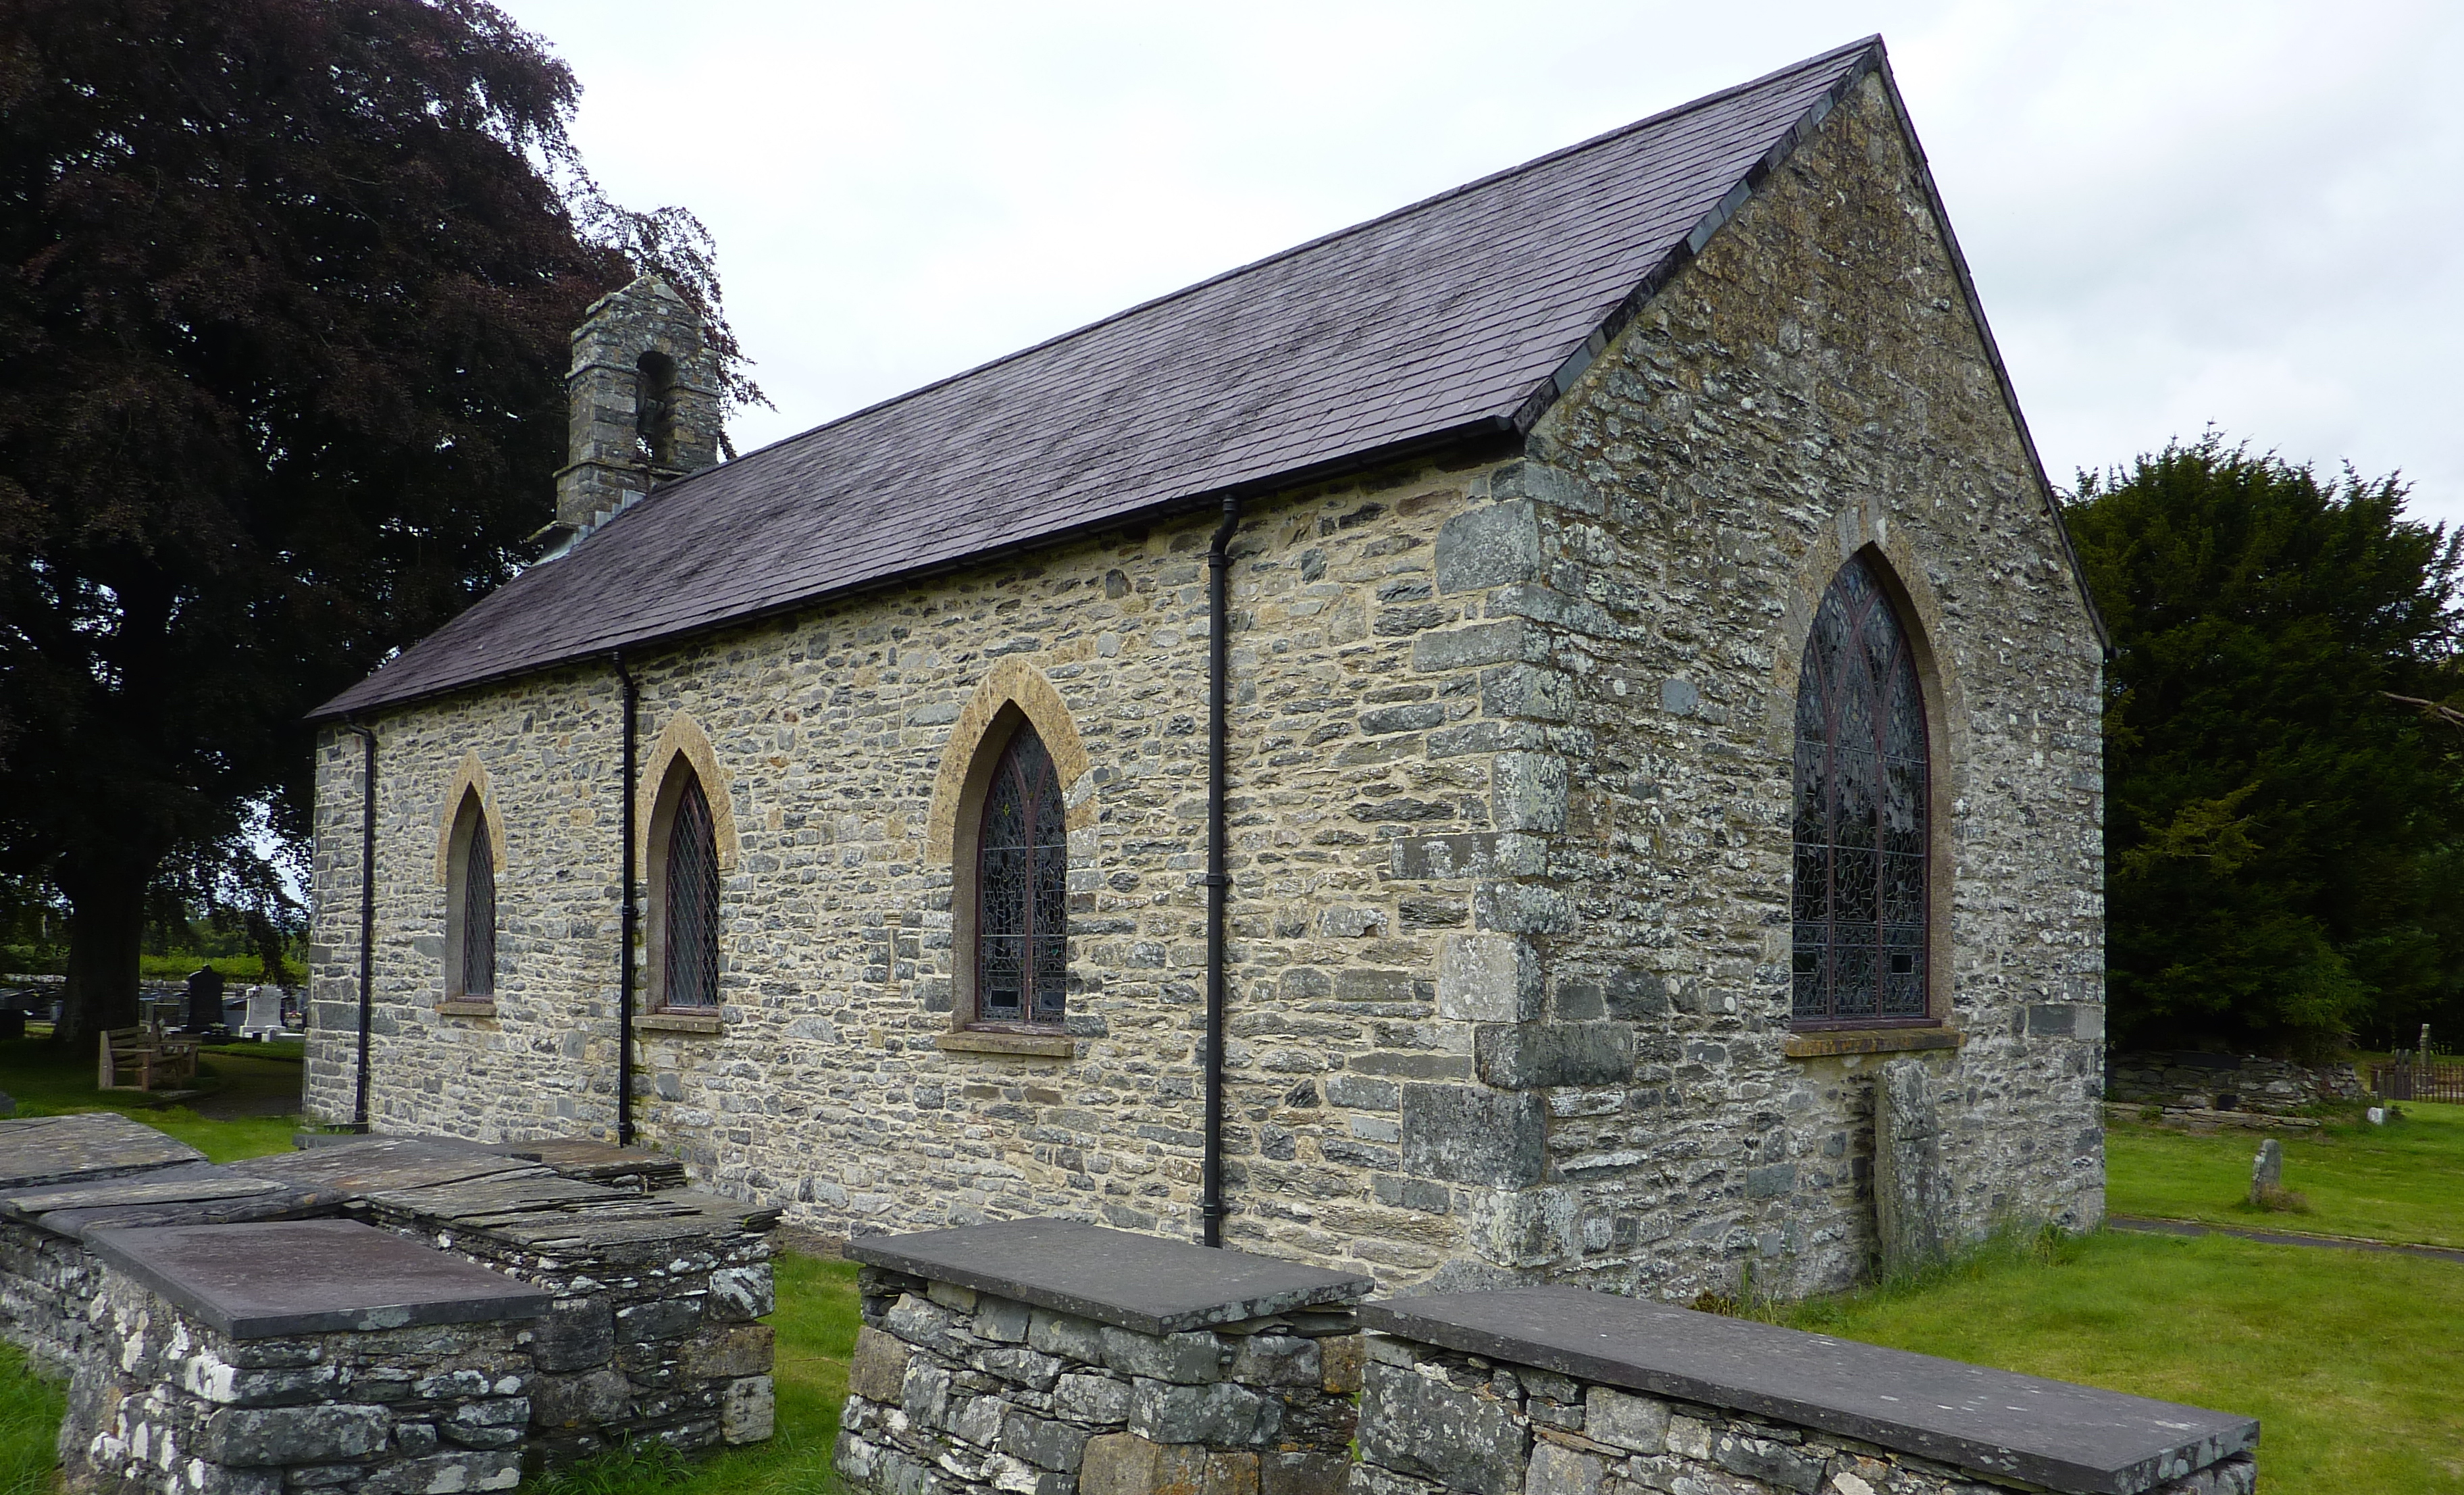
[[1791, 551, 1937, 1028], [640, 714, 738, 1012], [929, 661, 1094, 1030], [435, 752, 508, 1005], [443, 788, 497, 1000]]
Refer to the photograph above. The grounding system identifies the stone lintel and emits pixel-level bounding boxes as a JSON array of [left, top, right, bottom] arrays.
[[436, 1000, 497, 1018], [1780, 1026, 1963, 1059], [846, 1219, 1373, 1336], [935, 1030, 1073, 1059], [637, 1011, 725, 1035], [1360, 1288, 2257, 1495], [87, 1219, 549, 1338]]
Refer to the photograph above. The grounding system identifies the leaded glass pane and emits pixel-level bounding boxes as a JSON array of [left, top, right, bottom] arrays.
[[663, 776, 721, 1009], [459, 803, 494, 999], [1790, 554, 1930, 1025], [976, 726, 1067, 1025]]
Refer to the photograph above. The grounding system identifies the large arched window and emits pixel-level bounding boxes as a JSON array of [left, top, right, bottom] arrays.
[[443, 788, 496, 1000], [649, 762, 721, 1010], [1792, 553, 1930, 1028], [974, 725, 1067, 1027]]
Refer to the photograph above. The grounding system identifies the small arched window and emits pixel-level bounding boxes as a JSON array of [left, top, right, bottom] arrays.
[[636, 350, 677, 468], [444, 788, 496, 1000], [650, 763, 721, 1009], [975, 726, 1067, 1027], [1791, 553, 1930, 1028]]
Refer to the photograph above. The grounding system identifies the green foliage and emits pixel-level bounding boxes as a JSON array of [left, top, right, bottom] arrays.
[[2065, 436, 2464, 1054], [0, 0, 759, 1044]]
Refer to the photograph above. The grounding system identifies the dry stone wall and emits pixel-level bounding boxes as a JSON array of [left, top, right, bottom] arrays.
[[308, 70, 2101, 1298], [66, 1273, 534, 1495]]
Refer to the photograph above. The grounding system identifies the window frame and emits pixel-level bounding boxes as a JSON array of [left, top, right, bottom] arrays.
[[442, 786, 497, 1003], [645, 757, 723, 1012], [950, 711, 1070, 1033], [1788, 551, 1943, 1032]]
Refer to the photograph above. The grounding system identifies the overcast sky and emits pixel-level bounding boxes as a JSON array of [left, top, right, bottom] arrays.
[[492, 0, 2464, 529]]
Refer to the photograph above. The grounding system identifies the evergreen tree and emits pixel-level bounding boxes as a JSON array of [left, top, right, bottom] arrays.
[[0, 0, 757, 1044], [2068, 436, 2463, 1056]]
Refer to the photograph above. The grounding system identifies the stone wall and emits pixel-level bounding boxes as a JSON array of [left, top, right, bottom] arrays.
[[829, 1221, 2261, 1495], [2105, 1053, 2364, 1114], [307, 67, 2103, 1298], [0, 1216, 103, 1375], [1352, 1323, 2253, 1495], [66, 1270, 534, 1495], [836, 1267, 1360, 1495], [395, 1205, 776, 1458]]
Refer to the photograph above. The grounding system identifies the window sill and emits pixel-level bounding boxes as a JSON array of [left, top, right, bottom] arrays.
[[436, 1001, 497, 1018], [638, 1011, 724, 1035], [1781, 1027, 1962, 1059], [936, 1030, 1074, 1059]]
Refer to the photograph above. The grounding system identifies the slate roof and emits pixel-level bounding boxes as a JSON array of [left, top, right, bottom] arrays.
[[317, 38, 1887, 719]]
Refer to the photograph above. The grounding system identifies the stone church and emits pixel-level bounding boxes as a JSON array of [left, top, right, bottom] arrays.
[[305, 36, 2108, 1298]]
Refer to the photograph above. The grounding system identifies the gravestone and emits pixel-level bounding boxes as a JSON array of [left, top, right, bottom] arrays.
[[1874, 1059, 1952, 1277], [240, 986, 284, 1038], [2249, 1138, 2283, 1202], [180, 965, 224, 1033]]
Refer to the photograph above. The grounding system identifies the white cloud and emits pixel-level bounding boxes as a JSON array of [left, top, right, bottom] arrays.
[[496, 0, 2464, 526]]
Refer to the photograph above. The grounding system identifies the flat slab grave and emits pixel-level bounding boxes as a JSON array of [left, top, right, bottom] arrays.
[[85, 1218, 549, 1338], [846, 1219, 1376, 1334], [0, 1113, 203, 1190], [1360, 1289, 2257, 1495]]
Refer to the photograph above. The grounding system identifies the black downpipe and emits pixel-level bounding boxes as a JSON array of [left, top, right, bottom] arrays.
[[339, 723, 378, 1133], [613, 655, 640, 1146], [1202, 496, 1240, 1246]]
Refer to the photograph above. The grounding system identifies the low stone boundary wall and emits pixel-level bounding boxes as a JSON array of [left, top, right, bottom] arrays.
[[2107, 1051, 2363, 1113], [834, 1220, 1373, 1495], [833, 1220, 2261, 1495]]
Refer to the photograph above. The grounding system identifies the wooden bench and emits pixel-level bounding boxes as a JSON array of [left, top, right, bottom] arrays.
[[97, 1025, 201, 1092]]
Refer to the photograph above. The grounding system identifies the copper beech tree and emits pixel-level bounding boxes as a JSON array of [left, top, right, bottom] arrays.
[[0, 0, 758, 1043]]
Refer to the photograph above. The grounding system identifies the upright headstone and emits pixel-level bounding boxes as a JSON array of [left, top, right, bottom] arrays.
[[181, 965, 224, 1033], [2249, 1138, 2283, 1202], [240, 986, 283, 1038], [1874, 1059, 1952, 1277]]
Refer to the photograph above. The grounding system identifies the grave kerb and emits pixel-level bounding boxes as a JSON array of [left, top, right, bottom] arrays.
[[844, 1219, 1375, 1334], [1359, 1288, 2257, 1495]]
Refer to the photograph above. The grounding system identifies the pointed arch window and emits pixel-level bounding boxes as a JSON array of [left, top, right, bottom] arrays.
[[1792, 553, 1932, 1028], [975, 726, 1067, 1027], [649, 763, 722, 1010], [444, 788, 496, 1001]]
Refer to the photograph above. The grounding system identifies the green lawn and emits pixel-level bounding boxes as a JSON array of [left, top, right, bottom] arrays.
[[1787, 1227, 2464, 1493], [2105, 1098, 2464, 1248], [0, 1342, 57, 1495]]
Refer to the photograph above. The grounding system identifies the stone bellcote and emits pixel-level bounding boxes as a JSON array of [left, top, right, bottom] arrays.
[[555, 274, 723, 535]]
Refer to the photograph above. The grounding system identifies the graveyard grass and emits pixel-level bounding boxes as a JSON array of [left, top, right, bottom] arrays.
[[1783, 1225, 2464, 1494], [2105, 1098, 2464, 1247]]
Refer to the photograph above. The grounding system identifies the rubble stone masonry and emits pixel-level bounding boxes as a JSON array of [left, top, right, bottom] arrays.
[[308, 72, 2103, 1297]]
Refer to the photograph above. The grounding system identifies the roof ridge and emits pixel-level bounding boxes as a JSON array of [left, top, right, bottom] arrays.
[[677, 35, 1884, 492]]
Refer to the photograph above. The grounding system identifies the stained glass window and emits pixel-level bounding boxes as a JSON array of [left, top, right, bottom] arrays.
[[976, 726, 1067, 1025], [458, 797, 495, 1000], [1792, 555, 1930, 1026], [663, 774, 721, 1009]]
